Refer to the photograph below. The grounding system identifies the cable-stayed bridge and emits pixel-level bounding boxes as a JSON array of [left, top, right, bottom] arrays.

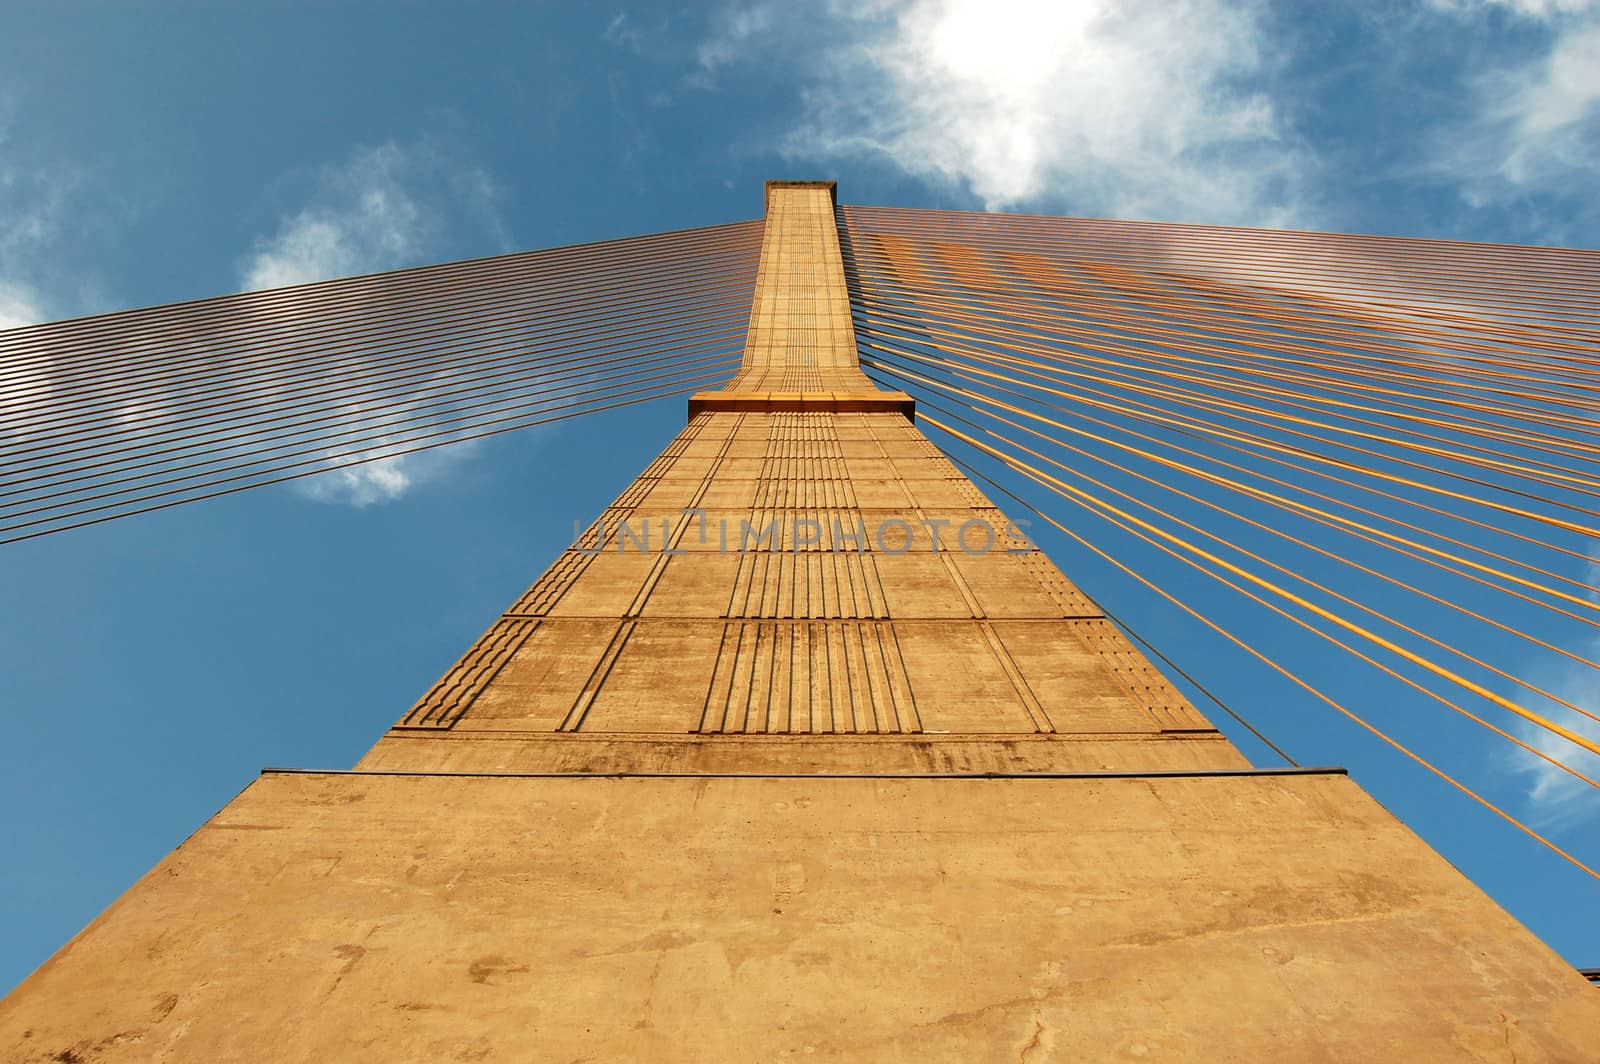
[[1, 180, 1596, 1059]]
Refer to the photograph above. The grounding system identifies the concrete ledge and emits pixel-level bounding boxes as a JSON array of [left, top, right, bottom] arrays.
[[273, 764, 1343, 780], [358, 731, 1251, 774], [765, 179, 837, 211], [688, 390, 915, 420]]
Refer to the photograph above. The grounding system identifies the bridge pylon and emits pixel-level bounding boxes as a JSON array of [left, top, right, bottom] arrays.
[[3, 181, 1596, 1061]]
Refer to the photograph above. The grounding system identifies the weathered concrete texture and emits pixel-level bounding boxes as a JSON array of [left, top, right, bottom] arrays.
[[358, 732, 1251, 774], [367, 407, 1232, 772], [4, 771, 1596, 1062]]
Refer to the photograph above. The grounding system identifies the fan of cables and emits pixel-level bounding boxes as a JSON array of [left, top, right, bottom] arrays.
[[841, 203, 1600, 881], [0, 220, 760, 542]]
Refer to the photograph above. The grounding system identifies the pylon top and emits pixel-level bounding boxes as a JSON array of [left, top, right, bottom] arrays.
[[764, 179, 836, 212]]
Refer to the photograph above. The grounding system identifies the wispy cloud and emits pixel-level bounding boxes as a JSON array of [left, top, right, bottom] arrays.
[[604, 12, 647, 54], [239, 140, 507, 506], [0, 97, 75, 328], [0, 282, 43, 331], [1506, 546, 1600, 829], [290, 412, 480, 509], [1427, 0, 1598, 17], [1512, 700, 1600, 829], [696, 5, 779, 76], [0, 279, 51, 436], [240, 140, 506, 291], [0, 95, 76, 435], [1429, 3, 1600, 239], [1492, 19, 1600, 185]]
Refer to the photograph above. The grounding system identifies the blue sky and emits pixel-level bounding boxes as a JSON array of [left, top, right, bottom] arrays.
[[2, 1, 1598, 992]]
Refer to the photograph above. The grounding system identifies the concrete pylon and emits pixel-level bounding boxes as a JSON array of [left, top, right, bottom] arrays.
[[3, 181, 1597, 1061]]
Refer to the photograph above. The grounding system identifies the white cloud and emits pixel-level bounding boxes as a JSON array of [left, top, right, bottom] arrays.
[[292, 432, 479, 508], [702, 0, 1307, 225], [241, 143, 453, 291], [240, 141, 508, 506]]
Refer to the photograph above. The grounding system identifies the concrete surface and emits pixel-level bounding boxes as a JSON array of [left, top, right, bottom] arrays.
[[4, 771, 1597, 1062]]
